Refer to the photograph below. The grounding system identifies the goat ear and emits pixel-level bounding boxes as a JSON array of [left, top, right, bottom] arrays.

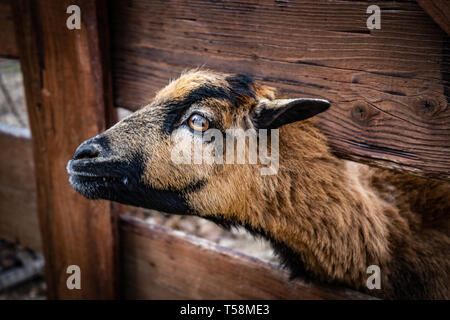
[[252, 98, 330, 129]]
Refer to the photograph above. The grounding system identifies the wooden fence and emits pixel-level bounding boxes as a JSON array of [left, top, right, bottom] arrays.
[[0, 0, 448, 299]]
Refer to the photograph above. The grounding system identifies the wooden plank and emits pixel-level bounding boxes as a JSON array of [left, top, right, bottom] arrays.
[[121, 215, 374, 300], [0, 0, 19, 58], [0, 124, 41, 251], [13, 0, 118, 299], [110, 0, 450, 180], [417, 0, 450, 35]]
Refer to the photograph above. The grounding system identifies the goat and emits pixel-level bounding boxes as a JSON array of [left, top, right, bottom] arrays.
[[67, 70, 450, 299]]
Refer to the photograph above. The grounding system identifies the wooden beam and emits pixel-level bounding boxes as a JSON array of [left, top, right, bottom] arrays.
[[12, 0, 118, 299], [417, 0, 450, 35], [121, 215, 374, 299], [0, 124, 40, 251], [0, 0, 19, 58], [110, 0, 450, 181]]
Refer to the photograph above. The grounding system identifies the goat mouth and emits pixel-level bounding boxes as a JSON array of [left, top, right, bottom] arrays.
[[67, 159, 134, 199], [67, 158, 191, 214], [69, 173, 126, 185]]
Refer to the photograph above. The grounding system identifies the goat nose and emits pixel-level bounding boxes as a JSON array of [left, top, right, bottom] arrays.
[[73, 141, 101, 160]]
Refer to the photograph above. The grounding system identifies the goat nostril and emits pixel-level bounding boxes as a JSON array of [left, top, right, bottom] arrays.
[[73, 143, 101, 160]]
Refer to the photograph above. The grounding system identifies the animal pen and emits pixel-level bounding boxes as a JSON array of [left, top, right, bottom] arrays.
[[0, 0, 448, 299]]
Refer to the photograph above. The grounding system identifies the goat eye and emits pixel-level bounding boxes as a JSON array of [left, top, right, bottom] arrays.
[[188, 114, 209, 132]]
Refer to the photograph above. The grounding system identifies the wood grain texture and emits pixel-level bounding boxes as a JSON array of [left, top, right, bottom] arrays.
[[0, 0, 19, 58], [13, 0, 118, 299], [110, 0, 450, 180], [417, 0, 450, 35], [0, 124, 41, 251], [121, 215, 375, 300]]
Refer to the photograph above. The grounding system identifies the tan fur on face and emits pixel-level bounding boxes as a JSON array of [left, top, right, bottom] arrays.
[[136, 70, 270, 191], [153, 70, 229, 105]]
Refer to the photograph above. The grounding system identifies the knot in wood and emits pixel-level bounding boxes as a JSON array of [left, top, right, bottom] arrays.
[[351, 105, 368, 122], [416, 99, 436, 116]]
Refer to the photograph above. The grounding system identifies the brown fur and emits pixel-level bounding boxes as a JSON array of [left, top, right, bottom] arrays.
[[71, 70, 450, 299]]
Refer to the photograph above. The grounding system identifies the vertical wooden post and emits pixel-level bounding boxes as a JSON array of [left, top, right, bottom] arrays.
[[13, 0, 118, 299]]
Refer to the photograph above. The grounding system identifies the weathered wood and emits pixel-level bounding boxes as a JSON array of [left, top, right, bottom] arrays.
[[417, 0, 450, 35], [121, 215, 374, 300], [110, 0, 450, 180], [0, 124, 40, 251], [0, 0, 19, 58], [13, 0, 118, 299]]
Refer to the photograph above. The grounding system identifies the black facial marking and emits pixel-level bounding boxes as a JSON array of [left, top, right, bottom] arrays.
[[162, 75, 257, 134], [185, 85, 234, 104], [69, 143, 205, 215], [162, 85, 233, 134], [225, 74, 256, 104]]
